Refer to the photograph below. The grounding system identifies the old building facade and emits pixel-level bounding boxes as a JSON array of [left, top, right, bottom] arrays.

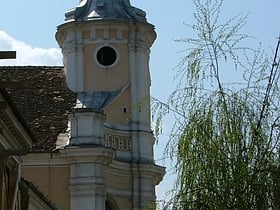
[[0, 88, 58, 210], [0, 89, 32, 210], [0, 0, 165, 209]]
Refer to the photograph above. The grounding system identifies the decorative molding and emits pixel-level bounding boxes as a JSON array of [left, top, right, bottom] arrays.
[[104, 132, 131, 151], [0, 110, 31, 151], [21, 152, 69, 167], [60, 146, 115, 165]]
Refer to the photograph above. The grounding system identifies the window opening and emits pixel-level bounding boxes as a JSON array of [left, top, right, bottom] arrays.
[[96, 46, 117, 66]]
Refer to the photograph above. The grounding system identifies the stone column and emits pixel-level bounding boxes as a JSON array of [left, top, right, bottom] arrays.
[[69, 162, 105, 210], [63, 109, 113, 210], [128, 24, 155, 163], [61, 147, 115, 210]]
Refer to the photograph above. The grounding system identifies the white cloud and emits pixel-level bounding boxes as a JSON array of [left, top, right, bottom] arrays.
[[0, 31, 63, 66]]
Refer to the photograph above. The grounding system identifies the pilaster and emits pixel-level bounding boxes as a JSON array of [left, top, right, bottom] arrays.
[[61, 147, 115, 210]]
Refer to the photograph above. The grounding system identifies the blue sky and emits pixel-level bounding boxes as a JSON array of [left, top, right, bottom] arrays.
[[1, 0, 280, 203], [1, 0, 279, 96]]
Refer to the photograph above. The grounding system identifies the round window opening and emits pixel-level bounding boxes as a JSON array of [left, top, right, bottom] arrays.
[[96, 46, 117, 66]]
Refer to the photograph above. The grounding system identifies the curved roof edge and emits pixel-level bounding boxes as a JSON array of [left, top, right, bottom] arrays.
[[64, 0, 147, 22]]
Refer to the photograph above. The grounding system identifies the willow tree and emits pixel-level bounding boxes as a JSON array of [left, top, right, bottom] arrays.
[[153, 0, 280, 209]]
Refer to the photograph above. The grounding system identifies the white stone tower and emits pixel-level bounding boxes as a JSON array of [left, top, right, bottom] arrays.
[[56, 0, 165, 209]]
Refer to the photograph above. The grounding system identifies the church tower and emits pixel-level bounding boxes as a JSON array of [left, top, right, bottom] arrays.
[[56, 0, 165, 209]]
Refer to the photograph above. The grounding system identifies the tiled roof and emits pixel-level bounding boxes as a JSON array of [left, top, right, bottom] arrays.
[[0, 66, 76, 152]]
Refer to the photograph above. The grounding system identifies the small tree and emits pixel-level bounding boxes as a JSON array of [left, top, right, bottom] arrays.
[[153, 0, 280, 209]]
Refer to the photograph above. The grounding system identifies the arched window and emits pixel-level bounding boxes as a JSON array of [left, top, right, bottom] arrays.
[[105, 199, 119, 210], [105, 200, 114, 210]]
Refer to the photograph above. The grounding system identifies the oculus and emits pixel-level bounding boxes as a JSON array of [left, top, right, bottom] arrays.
[[96, 46, 117, 67]]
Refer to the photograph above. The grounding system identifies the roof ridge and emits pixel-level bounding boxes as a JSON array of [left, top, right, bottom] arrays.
[[0, 66, 64, 70]]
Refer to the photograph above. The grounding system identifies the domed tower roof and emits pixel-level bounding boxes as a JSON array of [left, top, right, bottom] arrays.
[[65, 0, 147, 22]]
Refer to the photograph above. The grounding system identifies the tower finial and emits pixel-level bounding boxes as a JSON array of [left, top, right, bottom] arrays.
[[65, 0, 146, 22]]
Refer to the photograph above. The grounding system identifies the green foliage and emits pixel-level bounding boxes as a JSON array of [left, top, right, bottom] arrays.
[[152, 0, 280, 209], [145, 201, 157, 210]]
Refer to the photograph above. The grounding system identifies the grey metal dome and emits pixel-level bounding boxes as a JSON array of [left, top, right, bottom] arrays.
[[65, 0, 146, 22]]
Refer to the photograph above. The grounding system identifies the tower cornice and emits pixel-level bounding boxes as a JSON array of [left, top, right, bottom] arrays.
[[56, 19, 156, 55]]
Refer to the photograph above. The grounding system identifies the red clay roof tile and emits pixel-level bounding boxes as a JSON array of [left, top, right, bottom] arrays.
[[0, 66, 76, 152]]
